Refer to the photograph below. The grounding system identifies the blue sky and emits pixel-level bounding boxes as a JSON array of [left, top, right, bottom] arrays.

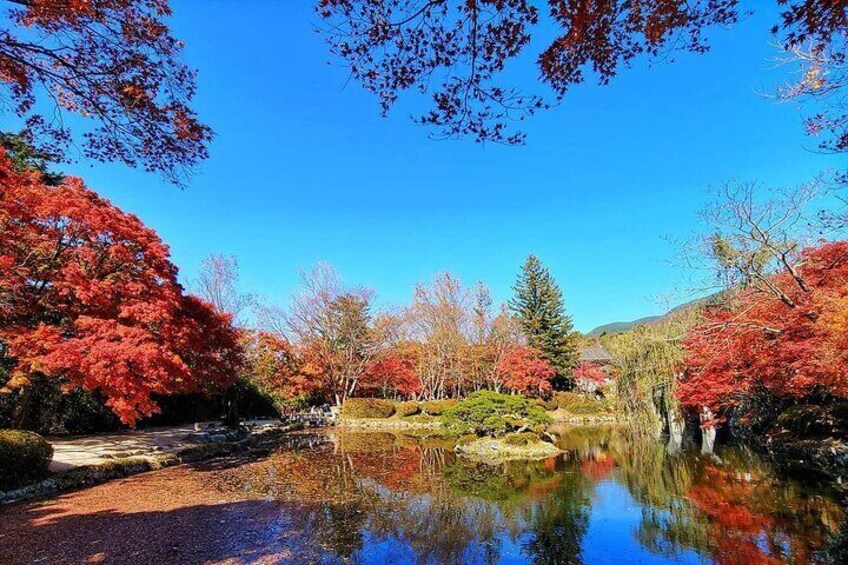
[[33, 2, 846, 332]]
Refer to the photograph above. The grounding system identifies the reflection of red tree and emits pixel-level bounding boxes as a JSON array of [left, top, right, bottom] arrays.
[[688, 465, 818, 565], [579, 455, 615, 482], [349, 447, 441, 495]]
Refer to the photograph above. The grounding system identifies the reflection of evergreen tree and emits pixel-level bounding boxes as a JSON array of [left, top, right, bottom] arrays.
[[443, 458, 560, 502], [317, 501, 366, 559], [521, 471, 592, 565]]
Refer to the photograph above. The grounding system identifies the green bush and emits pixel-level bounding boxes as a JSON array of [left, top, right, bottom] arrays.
[[562, 399, 605, 415], [544, 391, 616, 416], [422, 399, 457, 415], [535, 397, 558, 411], [0, 429, 53, 490], [341, 398, 396, 419], [442, 391, 551, 437], [394, 401, 421, 417]]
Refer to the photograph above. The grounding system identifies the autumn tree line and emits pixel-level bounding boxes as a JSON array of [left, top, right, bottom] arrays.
[[602, 180, 848, 457], [0, 146, 589, 431], [241, 255, 582, 412], [4, 133, 848, 448], [2, 0, 848, 456]]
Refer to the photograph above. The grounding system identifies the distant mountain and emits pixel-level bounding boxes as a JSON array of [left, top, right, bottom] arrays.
[[586, 315, 664, 337], [587, 293, 723, 337]]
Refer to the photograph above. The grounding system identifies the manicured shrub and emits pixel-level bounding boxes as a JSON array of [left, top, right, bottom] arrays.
[[562, 399, 603, 415], [394, 401, 421, 417], [441, 391, 551, 437], [553, 392, 583, 410], [0, 429, 53, 490], [341, 398, 396, 419], [422, 399, 457, 415], [544, 391, 616, 416], [535, 397, 558, 411]]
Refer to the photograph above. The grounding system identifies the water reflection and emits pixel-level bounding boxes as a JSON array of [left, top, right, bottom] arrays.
[[207, 427, 843, 564]]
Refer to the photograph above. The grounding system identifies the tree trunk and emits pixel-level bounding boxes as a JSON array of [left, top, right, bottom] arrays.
[[12, 385, 32, 430], [701, 425, 717, 454], [666, 401, 685, 454], [700, 406, 717, 454]]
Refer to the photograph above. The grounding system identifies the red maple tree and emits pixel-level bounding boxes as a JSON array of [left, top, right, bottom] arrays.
[[496, 345, 554, 396], [361, 348, 422, 399], [0, 0, 211, 184], [678, 240, 848, 418], [0, 150, 240, 425], [572, 361, 606, 385], [318, 1, 845, 150]]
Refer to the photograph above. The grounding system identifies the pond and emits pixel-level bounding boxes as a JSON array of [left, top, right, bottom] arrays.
[[0, 426, 844, 564]]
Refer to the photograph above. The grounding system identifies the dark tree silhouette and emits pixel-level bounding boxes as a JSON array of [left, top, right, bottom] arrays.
[[0, 0, 212, 185], [318, 1, 847, 150]]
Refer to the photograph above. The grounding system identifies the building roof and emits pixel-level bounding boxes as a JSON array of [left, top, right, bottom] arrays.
[[579, 344, 613, 363]]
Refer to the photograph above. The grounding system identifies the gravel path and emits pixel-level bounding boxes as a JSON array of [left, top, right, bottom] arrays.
[[47, 420, 281, 472], [0, 458, 326, 565]]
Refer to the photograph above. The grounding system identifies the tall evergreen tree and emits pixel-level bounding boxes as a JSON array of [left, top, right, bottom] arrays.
[[509, 255, 579, 388]]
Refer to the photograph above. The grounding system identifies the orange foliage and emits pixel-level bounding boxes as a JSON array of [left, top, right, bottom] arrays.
[[496, 345, 554, 396], [242, 331, 320, 408], [679, 241, 848, 416], [0, 151, 241, 425], [0, 0, 210, 183]]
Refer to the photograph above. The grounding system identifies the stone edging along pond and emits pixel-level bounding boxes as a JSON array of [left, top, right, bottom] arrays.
[[0, 423, 304, 505], [336, 417, 443, 430], [337, 411, 622, 431]]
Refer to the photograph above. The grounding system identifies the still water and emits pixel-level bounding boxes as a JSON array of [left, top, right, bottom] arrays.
[[0, 426, 844, 564]]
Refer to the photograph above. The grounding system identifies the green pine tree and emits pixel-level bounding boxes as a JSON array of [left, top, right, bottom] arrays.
[[509, 255, 579, 388]]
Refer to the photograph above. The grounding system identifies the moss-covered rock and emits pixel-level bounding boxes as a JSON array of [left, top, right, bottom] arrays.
[[455, 436, 561, 462], [341, 398, 396, 419], [0, 429, 53, 489]]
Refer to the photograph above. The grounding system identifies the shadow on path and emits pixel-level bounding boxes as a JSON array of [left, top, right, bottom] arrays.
[[0, 498, 327, 565]]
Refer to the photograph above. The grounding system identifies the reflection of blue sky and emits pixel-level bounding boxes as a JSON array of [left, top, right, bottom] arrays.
[[326, 470, 706, 563], [583, 481, 701, 564]]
